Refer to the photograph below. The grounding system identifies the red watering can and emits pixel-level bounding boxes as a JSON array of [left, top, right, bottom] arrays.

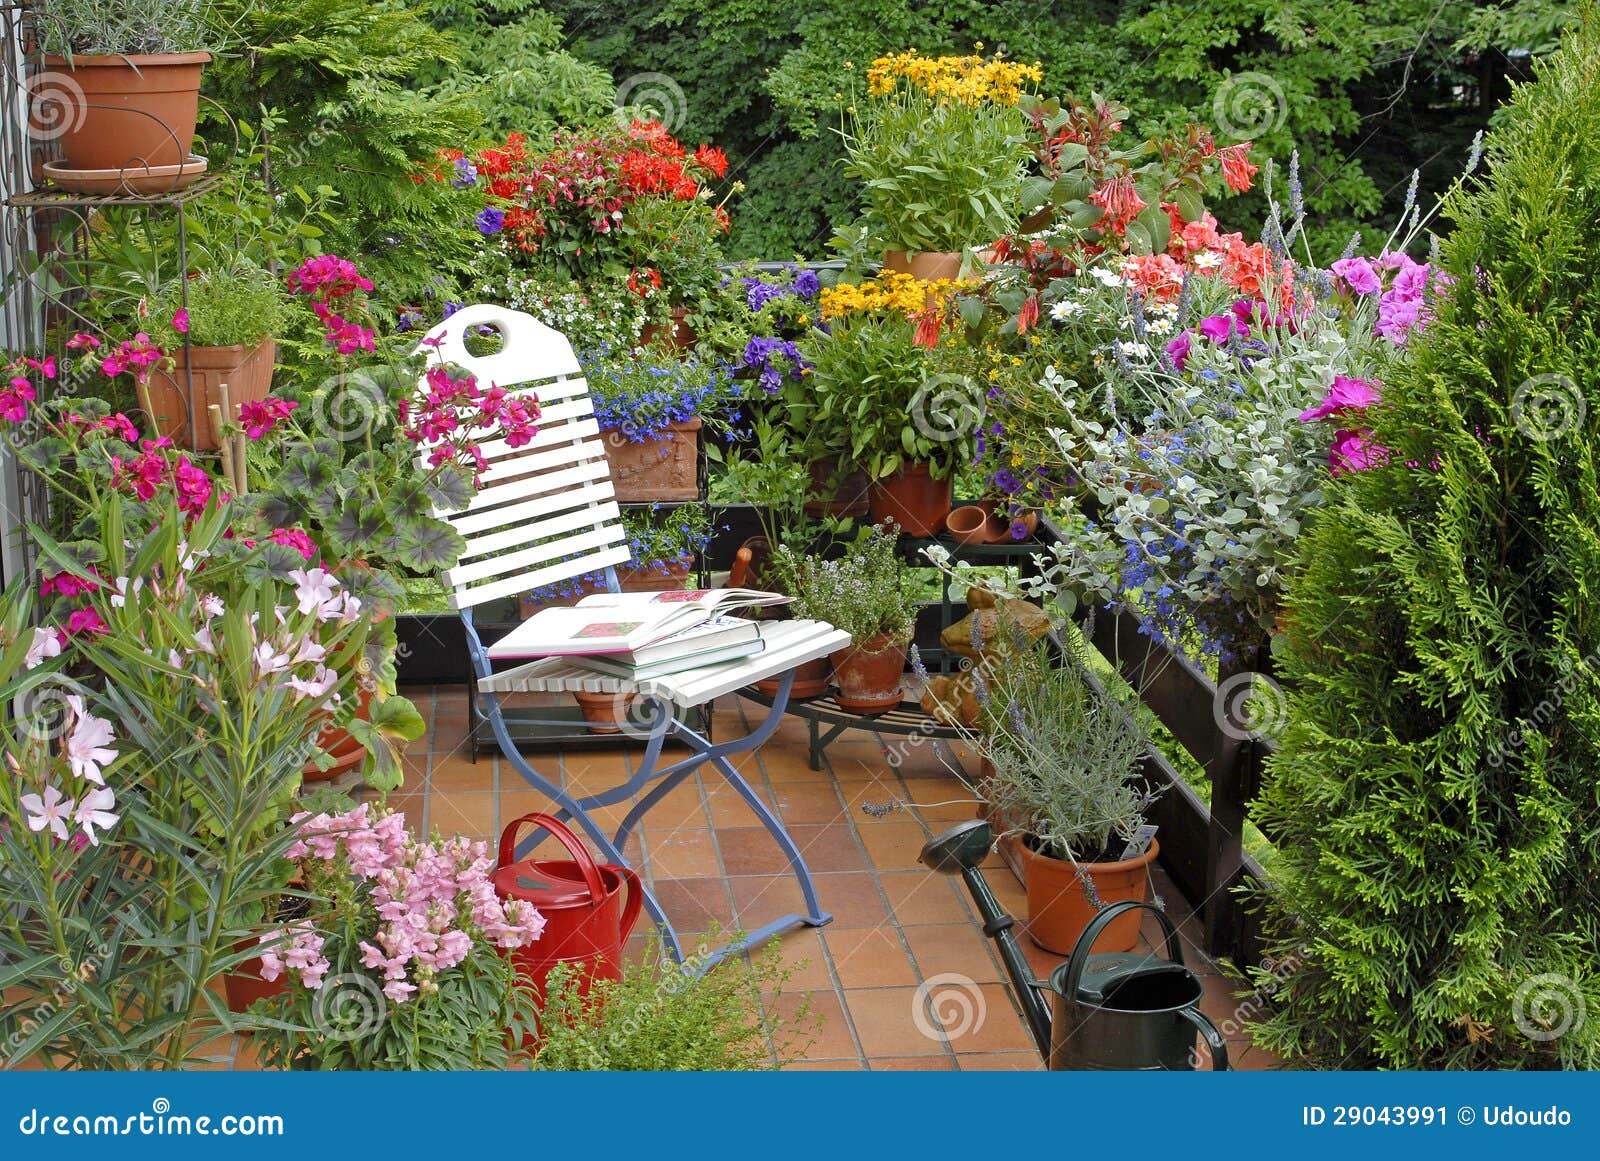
[[493, 812, 643, 1002]]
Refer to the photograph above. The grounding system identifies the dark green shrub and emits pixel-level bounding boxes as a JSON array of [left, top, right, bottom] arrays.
[[1250, 10, 1600, 1069]]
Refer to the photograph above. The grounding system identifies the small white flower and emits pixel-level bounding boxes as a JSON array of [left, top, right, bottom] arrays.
[[1147, 317, 1176, 335], [73, 787, 119, 846], [1050, 300, 1084, 321], [24, 626, 61, 670], [1090, 267, 1123, 287], [21, 784, 74, 841], [288, 568, 338, 617], [64, 695, 117, 786], [1193, 250, 1223, 270]]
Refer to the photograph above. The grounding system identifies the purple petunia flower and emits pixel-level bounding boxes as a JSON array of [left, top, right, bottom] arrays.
[[452, 157, 478, 188], [476, 207, 505, 236]]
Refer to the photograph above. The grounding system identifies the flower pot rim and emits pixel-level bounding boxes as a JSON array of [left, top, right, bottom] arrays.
[[1019, 835, 1160, 875], [839, 631, 911, 655], [44, 50, 213, 68]]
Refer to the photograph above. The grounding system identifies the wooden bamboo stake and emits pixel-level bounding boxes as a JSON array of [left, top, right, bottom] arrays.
[[206, 404, 234, 493]]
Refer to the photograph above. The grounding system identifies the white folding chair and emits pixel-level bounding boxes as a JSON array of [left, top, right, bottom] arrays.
[[418, 305, 848, 968]]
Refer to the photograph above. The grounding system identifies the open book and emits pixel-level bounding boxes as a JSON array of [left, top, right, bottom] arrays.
[[488, 588, 792, 660]]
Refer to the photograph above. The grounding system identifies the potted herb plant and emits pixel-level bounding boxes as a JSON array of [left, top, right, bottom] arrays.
[[841, 50, 1038, 277], [584, 347, 732, 502], [805, 272, 973, 536], [34, 0, 215, 190], [250, 804, 546, 1069], [144, 257, 287, 450], [776, 527, 918, 712], [955, 633, 1158, 955]]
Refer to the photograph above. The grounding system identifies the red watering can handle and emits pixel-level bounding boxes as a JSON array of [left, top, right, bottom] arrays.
[[614, 864, 645, 942], [498, 812, 605, 902]]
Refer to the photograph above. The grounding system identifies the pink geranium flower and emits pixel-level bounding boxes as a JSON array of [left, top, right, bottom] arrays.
[[1299, 375, 1382, 422]]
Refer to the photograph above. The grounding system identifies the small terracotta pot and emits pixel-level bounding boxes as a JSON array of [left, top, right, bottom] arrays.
[[830, 634, 907, 713], [944, 504, 992, 546], [1020, 837, 1159, 955], [145, 339, 276, 451], [804, 456, 871, 517], [573, 690, 636, 734], [603, 418, 701, 502], [754, 656, 832, 700], [615, 558, 692, 592], [868, 462, 953, 537], [42, 52, 210, 177], [639, 305, 697, 350]]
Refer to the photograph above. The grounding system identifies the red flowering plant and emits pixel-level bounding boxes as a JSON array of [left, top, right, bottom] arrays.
[[242, 257, 540, 630], [441, 120, 735, 325], [965, 94, 1258, 338]]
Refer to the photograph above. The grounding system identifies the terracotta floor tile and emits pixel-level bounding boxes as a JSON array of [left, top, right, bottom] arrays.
[[957, 1051, 1044, 1071], [870, 1055, 956, 1070], [703, 780, 765, 827], [756, 746, 831, 782], [728, 874, 807, 926], [855, 818, 933, 873], [426, 791, 495, 836], [835, 777, 910, 818], [640, 828, 720, 878], [771, 928, 834, 991], [429, 755, 497, 792], [650, 876, 734, 932], [770, 987, 857, 1062], [810, 873, 891, 929], [902, 922, 1005, 985], [717, 824, 866, 875], [930, 983, 1038, 1055], [771, 781, 849, 825], [645, 781, 710, 830], [386, 794, 428, 832], [842, 987, 948, 1058], [825, 927, 919, 989], [905, 778, 984, 822], [877, 871, 974, 926], [780, 1059, 863, 1070]]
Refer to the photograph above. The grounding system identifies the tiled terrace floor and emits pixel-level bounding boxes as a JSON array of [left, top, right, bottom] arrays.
[[372, 684, 1281, 1071]]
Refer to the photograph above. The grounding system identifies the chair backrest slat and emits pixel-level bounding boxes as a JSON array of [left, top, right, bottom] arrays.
[[416, 305, 626, 610]]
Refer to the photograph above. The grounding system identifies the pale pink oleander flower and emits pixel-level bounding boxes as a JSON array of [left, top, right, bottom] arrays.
[[64, 695, 117, 786]]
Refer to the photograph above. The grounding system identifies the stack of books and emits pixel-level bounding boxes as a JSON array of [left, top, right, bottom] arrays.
[[488, 588, 792, 680]]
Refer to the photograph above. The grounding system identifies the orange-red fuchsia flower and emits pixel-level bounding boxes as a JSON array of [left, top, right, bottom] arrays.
[[1217, 143, 1258, 192]]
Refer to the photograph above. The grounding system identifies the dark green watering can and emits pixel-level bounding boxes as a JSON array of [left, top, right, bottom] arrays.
[[919, 819, 1228, 1071]]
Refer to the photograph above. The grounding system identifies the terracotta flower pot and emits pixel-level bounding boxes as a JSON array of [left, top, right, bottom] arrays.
[[868, 462, 953, 537], [753, 656, 832, 700], [572, 690, 636, 734], [223, 938, 289, 1015], [603, 418, 701, 502], [830, 633, 907, 713], [1020, 837, 1160, 955], [302, 685, 373, 785], [42, 52, 210, 180], [144, 339, 276, 451], [881, 250, 963, 281], [638, 305, 697, 350], [944, 504, 992, 546], [804, 456, 871, 517], [616, 558, 692, 592]]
